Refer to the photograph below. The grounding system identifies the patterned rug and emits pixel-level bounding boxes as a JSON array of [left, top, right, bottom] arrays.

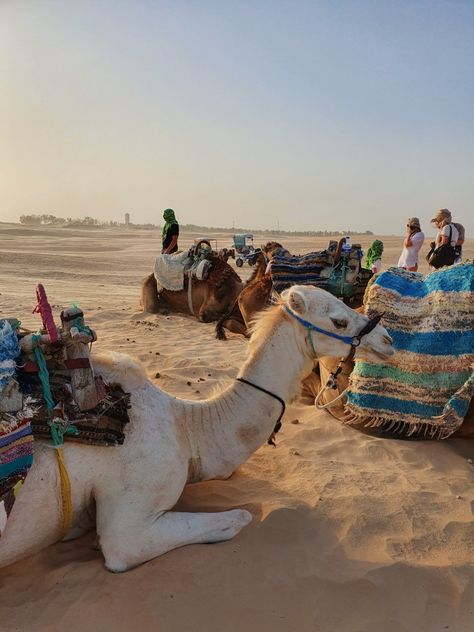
[[270, 251, 334, 293], [345, 262, 474, 438], [270, 247, 370, 300], [0, 416, 34, 535]]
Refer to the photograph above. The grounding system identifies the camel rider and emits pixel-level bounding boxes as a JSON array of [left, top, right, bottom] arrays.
[[162, 208, 179, 254], [365, 239, 384, 274]]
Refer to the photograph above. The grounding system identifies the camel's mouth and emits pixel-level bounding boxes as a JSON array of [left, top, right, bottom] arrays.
[[370, 347, 394, 360], [357, 337, 394, 361]]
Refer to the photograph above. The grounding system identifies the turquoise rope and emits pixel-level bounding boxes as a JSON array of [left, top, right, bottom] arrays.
[[32, 334, 79, 445], [73, 316, 93, 337], [32, 334, 54, 415]]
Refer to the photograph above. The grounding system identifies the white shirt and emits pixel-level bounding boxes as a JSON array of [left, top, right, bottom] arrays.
[[398, 231, 425, 268], [437, 223, 459, 247]]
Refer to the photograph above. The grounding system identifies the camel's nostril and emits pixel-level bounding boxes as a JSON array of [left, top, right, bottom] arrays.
[[383, 335, 392, 345]]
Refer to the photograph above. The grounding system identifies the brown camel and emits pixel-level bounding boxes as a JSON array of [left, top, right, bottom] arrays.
[[141, 255, 243, 323], [215, 242, 286, 339], [217, 248, 235, 263], [216, 239, 370, 340]]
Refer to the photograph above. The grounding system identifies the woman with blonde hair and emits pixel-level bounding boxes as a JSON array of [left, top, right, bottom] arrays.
[[398, 217, 425, 271]]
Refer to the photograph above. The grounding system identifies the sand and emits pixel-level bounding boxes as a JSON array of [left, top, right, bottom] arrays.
[[0, 223, 473, 632]]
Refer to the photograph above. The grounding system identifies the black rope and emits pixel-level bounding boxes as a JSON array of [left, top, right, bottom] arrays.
[[236, 377, 286, 446]]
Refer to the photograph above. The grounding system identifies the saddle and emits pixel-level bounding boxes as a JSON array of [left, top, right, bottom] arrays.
[[1, 286, 130, 534], [1, 286, 130, 444], [153, 244, 213, 292]]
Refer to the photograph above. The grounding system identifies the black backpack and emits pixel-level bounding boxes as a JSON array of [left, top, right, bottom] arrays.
[[427, 225, 456, 269]]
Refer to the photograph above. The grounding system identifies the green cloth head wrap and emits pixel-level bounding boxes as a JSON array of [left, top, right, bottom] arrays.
[[162, 208, 178, 239], [366, 239, 384, 268]]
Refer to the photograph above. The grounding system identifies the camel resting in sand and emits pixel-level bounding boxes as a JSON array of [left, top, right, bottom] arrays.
[[216, 240, 368, 340], [141, 253, 243, 323], [216, 242, 286, 338], [0, 286, 393, 572]]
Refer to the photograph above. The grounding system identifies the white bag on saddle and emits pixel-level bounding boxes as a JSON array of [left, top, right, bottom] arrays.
[[153, 252, 189, 291]]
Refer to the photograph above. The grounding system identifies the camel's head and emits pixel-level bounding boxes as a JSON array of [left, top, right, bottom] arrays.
[[262, 241, 289, 259], [283, 285, 394, 362]]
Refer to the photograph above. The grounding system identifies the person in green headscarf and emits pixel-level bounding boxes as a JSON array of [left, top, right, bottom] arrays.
[[161, 208, 179, 254], [365, 239, 384, 273]]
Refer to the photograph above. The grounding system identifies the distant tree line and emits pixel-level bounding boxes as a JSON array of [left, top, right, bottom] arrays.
[[19, 214, 119, 227], [18, 214, 373, 236], [180, 223, 373, 237]]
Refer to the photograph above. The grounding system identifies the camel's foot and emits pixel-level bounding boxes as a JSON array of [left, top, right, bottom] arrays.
[[101, 509, 252, 573]]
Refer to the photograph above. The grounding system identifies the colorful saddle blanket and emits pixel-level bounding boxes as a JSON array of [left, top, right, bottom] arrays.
[[270, 250, 333, 293], [0, 417, 34, 535], [270, 247, 369, 299], [345, 263, 474, 438], [1, 319, 131, 535]]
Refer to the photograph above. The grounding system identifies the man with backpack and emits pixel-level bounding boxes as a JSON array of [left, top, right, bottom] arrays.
[[427, 209, 459, 269]]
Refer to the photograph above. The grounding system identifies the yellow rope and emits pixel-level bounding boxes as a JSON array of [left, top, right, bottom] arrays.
[[54, 447, 73, 538]]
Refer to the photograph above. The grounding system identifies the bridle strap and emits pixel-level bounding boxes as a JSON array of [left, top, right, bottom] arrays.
[[284, 304, 382, 355], [284, 302, 383, 408], [236, 377, 285, 446], [284, 305, 354, 345]]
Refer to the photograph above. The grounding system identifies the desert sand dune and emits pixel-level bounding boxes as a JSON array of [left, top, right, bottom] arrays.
[[0, 223, 473, 632]]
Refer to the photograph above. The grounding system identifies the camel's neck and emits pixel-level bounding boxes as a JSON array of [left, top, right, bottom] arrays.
[[182, 316, 313, 481]]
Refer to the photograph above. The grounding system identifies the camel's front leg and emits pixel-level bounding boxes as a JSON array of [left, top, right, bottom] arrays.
[[99, 509, 252, 573]]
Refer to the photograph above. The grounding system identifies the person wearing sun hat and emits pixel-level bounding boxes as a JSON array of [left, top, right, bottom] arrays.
[[425, 208, 459, 269], [397, 217, 425, 271], [430, 209, 459, 249]]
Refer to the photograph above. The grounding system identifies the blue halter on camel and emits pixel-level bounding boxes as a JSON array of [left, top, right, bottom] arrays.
[[284, 304, 383, 409], [284, 304, 382, 358], [236, 303, 383, 444]]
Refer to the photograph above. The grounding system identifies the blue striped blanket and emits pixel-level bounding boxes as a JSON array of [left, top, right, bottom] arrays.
[[345, 263, 474, 438], [269, 247, 370, 300], [270, 251, 333, 293]]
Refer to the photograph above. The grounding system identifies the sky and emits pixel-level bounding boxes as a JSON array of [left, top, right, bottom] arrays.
[[1, 0, 473, 234]]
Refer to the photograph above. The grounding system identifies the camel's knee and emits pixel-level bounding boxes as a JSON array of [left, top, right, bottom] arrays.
[[100, 534, 138, 573], [199, 305, 221, 322], [199, 309, 214, 323], [104, 556, 130, 573]]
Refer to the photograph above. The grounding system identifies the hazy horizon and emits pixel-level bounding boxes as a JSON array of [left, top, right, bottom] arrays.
[[1, 1, 473, 235]]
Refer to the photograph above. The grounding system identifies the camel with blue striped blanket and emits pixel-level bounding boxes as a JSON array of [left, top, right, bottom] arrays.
[[308, 262, 474, 439]]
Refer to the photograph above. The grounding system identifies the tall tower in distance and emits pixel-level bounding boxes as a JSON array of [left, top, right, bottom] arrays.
[[124, 213, 130, 226]]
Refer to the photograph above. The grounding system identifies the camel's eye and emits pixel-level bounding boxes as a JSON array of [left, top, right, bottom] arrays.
[[331, 318, 348, 329]]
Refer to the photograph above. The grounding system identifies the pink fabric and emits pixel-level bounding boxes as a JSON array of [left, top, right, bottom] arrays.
[[33, 284, 59, 343]]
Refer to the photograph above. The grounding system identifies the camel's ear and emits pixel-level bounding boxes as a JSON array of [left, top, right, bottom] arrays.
[[284, 287, 307, 314]]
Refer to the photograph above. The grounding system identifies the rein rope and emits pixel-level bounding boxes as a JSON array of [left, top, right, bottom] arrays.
[[187, 273, 195, 316], [236, 377, 285, 446]]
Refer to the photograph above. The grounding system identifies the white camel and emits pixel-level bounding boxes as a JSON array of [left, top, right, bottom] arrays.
[[0, 286, 393, 572]]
